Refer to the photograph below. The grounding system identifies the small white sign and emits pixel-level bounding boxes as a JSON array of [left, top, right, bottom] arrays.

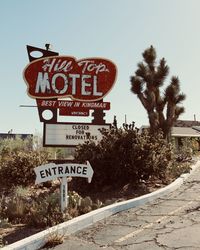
[[44, 123, 110, 147], [34, 161, 94, 184]]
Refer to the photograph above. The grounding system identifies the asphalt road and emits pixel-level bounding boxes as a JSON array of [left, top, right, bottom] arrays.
[[52, 165, 200, 250]]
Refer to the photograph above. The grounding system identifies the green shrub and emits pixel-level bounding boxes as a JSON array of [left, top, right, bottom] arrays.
[[0, 150, 49, 188], [1, 188, 65, 227], [0, 187, 31, 224], [167, 161, 191, 179], [0, 136, 33, 155], [0, 187, 101, 228], [28, 192, 64, 227], [174, 138, 194, 162], [73, 125, 174, 192], [42, 232, 64, 249], [0, 195, 29, 224], [68, 191, 102, 216]]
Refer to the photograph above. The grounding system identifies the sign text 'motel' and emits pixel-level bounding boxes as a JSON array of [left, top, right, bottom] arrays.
[[23, 56, 117, 101]]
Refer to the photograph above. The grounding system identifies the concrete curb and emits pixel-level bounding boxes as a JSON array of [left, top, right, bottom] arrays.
[[4, 160, 200, 250]]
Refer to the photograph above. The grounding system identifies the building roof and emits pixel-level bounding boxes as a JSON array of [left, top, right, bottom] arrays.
[[174, 120, 200, 127], [139, 121, 200, 138], [192, 126, 200, 132], [0, 133, 33, 140], [171, 127, 200, 138]]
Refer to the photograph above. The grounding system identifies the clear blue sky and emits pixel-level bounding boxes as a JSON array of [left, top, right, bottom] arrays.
[[1, 0, 200, 135]]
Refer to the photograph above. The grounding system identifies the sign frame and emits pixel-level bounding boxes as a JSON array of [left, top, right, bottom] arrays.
[[43, 122, 111, 147]]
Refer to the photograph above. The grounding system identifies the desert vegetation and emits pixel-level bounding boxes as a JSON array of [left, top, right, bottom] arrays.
[[0, 124, 195, 245]]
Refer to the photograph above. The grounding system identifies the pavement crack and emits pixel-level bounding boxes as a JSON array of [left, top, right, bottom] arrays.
[[185, 205, 200, 213], [174, 246, 200, 249], [187, 180, 200, 184], [114, 239, 155, 247], [159, 198, 200, 202], [106, 222, 137, 228], [154, 234, 173, 249]]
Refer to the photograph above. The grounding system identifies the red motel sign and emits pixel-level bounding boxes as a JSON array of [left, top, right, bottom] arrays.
[[23, 56, 117, 101]]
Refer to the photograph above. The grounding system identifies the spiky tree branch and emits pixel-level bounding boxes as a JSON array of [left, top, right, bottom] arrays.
[[130, 46, 186, 140]]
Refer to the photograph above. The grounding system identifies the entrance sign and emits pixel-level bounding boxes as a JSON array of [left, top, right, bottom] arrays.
[[23, 56, 117, 101], [43, 123, 111, 147], [34, 161, 94, 184], [34, 161, 94, 212]]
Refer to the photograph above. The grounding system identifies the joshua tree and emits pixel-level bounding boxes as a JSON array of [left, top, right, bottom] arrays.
[[130, 46, 185, 140]]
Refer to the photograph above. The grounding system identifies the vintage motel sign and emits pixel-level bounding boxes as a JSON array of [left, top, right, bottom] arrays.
[[23, 46, 116, 147], [23, 56, 117, 101]]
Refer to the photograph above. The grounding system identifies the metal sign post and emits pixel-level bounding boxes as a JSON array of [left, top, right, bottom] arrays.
[[60, 177, 68, 212]]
